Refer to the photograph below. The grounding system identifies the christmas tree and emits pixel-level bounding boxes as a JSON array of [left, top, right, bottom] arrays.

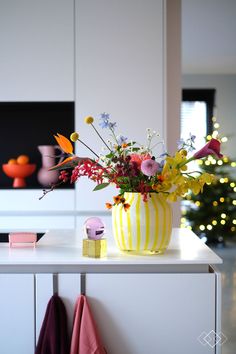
[[181, 117, 236, 245]]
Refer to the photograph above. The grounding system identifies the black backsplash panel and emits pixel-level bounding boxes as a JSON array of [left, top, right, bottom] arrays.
[[0, 102, 75, 188]]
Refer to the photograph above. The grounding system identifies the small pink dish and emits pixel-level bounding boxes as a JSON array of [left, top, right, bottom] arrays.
[[9, 232, 37, 248]]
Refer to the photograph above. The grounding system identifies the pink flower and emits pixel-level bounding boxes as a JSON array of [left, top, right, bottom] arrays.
[[130, 153, 151, 169], [141, 159, 159, 176], [193, 138, 223, 159]]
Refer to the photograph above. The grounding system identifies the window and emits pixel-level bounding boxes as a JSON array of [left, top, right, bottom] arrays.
[[181, 89, 216, 229], [181, 89, 215, 151]]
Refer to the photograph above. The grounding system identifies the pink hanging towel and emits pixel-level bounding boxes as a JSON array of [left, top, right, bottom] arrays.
[[70, 295, 107, 354], [35, 294, 69, 354]]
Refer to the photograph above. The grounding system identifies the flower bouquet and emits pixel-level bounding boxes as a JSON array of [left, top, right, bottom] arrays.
[[42, 113, 222, 254]]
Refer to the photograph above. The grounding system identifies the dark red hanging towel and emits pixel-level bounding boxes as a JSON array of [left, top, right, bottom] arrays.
[[70, 295, 107, 354], [35, 294, 69, 354]]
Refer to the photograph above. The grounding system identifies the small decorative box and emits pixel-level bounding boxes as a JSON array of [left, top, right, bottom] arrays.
[[9, 232, 37, 248], [82, 238, 107, 258]]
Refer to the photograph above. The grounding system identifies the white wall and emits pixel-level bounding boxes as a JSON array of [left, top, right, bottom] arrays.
[[182, 74, 236, 158], [75, 0, 165, 212], [75, 0, 181, 228], [0, 0, 181, 228], [0, 0, 74, 101]]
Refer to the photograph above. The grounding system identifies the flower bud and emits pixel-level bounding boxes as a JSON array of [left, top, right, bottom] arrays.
[[180, 149, 187, 156], [70, 132, 79, 142], [84, 116, 94, 124]]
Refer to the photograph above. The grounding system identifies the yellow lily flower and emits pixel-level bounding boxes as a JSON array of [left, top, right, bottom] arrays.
[[190, 180, 201, 195]]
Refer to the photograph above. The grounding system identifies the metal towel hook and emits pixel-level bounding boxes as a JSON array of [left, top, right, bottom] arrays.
[[53, 274, 58, 295], [81, 273, 86, 296]]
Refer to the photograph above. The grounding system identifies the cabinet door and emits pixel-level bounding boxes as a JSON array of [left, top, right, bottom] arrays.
[[35, 273, 54, 342], [35, 273, 81, 341], [86, 273, 216, 354], [0, 274, 34, 354], [0, 0, 74, 101]]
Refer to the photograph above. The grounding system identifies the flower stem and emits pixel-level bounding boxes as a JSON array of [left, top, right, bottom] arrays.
[[91, 123, 112, 151], [110, 127, 118, 144], [183, 171, 202, 175], [78, 139, 100, 159], [178, 156, 195, 168]]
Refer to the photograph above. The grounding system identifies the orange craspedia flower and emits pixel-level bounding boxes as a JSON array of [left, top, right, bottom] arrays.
[[121, 143, 128, 149], [113, 195, 121, 204], [123, 203, 130, 212], [17, 155, 30, 165], [54, 133, 73, 154], [105, 202, 112, 209]]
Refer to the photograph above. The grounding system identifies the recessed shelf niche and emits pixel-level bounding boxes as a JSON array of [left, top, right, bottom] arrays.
[[0, 102, 74, 189]]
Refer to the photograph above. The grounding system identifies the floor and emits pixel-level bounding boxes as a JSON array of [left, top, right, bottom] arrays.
[[212, 242, 236, 354]]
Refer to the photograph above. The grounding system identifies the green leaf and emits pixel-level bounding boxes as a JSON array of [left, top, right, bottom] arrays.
[[105, 152, 115, 158], [93, 183, 110, 191]]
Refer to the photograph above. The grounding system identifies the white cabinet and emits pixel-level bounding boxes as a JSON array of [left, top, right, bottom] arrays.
[[34, 271, 219, 354], [0, 274, 35, 354], [0, 189, 76, 230], [35, 273, 81, 341], [0, 214, 76, 230], [0, 0, 74, 101], [86, 273, 216, 354], [0, 230, 221, 353]]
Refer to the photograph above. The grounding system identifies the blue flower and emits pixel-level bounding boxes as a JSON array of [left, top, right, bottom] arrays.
[[99, 120, 110, 128], [189, 133, 196, 142], [99, 112, 110, 128], [98, 112, 116, 130], [100, 112, 110, 120], [117, 135, 128, 145], [159, 159, 165, 168], [108, 122, 117, 130]]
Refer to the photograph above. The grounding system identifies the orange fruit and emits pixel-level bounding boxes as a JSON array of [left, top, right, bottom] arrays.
[[8, 158, 17, 164], [16, 155, 30, 165]]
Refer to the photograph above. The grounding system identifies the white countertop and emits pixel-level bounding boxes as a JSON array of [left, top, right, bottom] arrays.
[[0, 228, 222, 269]]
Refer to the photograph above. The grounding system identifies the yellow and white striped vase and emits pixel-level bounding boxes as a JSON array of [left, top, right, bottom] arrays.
[[112, 192, 172, 254]]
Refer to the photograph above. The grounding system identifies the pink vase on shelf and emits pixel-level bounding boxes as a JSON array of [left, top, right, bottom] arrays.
[[37, 145, 63, 187]]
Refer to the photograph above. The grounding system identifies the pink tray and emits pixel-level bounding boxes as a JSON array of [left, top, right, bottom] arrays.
[[9, 232, 37, 248]]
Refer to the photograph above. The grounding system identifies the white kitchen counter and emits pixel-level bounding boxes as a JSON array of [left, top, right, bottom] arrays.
[[0, 228, 222, 354], [0, 228, 222, 273]]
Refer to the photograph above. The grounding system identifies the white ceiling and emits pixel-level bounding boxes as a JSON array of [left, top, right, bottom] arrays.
[[182, 0, 236, 74]]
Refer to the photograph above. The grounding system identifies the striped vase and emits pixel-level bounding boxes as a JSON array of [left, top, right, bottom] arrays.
[[112, 192, 172, 254]]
